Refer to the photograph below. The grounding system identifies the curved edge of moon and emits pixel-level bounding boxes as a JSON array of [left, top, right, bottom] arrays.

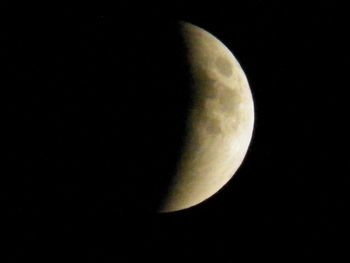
[[159, 22, 255, 213]]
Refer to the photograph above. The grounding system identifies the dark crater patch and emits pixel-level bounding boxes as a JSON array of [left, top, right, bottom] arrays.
[[195, 66, 217, 99], [215, 56, 233, 77], [219, 87, 237, 113], [204, 116, 222, 134]]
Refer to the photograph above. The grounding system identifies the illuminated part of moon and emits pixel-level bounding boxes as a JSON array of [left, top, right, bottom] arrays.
[[159, 22, 255, 213]]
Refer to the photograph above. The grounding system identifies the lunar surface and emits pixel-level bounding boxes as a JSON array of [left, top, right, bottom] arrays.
[[159, 22, 255, 213]]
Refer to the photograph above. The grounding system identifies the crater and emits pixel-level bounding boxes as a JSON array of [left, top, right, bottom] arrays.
[[215, 56, 233, 77], [195, 67, 217, 95], [219, 88, 238, 113], [204, 85, 220, 99], [205, 79, 231, 99], [204, 116, 222, 134]]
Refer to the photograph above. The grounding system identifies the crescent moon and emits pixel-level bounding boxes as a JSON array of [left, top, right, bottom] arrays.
[[159, 22, 255, 213]]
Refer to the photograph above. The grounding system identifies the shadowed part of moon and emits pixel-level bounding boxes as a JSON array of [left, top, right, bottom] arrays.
[[215, 56, 233, 77]]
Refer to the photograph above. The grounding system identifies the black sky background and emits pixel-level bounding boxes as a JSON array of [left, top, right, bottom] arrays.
[[2, 1, 348, 262]]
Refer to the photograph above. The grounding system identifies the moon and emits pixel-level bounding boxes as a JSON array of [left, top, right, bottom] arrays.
[[158, 22, 255, 213]]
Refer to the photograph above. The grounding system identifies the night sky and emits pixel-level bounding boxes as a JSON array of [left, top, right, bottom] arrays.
[[3, 2, 348, 262]]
